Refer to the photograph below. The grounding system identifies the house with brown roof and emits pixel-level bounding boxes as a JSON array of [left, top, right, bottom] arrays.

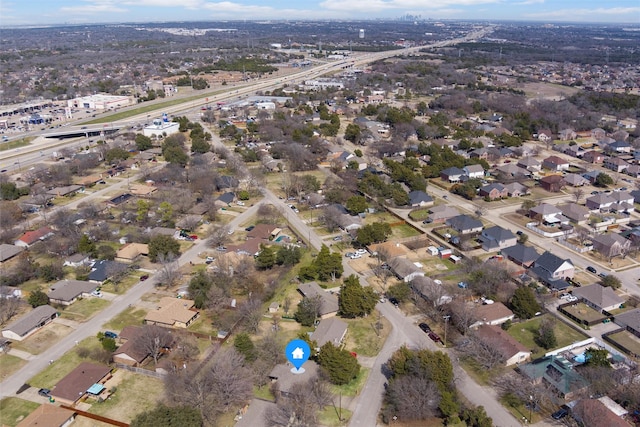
[[115, 243, 149, 263], [16, 404, 76, 427], [246, 223, 277, 240], [591, 233, 631, 259], [539, 174, 565, 192], [2, 305, 58, 341], [572, 399, 629, 427], [112, 327, 150, 367], [582, 150, 605, 164], [428, 205, 460, 223], [14, 227, 54, 248], [51, 362, 112, 405], [144, 297, 199, 328], [478, 183, 508, 200], [473, 325, 530, 366], [470, 302, 515, 328], [559, 203, 590, 224]]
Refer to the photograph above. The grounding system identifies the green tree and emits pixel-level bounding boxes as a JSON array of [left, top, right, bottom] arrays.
[[234, 333, 257, 362], [356, 222, 392, 246], [317, 342, 360, 385], [237, 190, 250, 200], [510, 287, 541, 319], [338, 275, 378, 318], [345, 195, 368, 215], [344, 123, 362, 143], [97, 245, 116, 260], [461, 406, 493, 427], [101, 337, 117, 352], [536, 318, 557, 349], [104, 147, 130, 164], [188, 270, 212, 309], [148, 235, 181, 262], [275, 245, 302, 266], [600, 274, 622, 289], [0, 182, 21, 200], [584, 348, 610, 368], [386, 282, 410, 303], [130, 404, 202, 427], [78, 234, 97, 257], [135, 134, 153, 151], [255, 244, 276, 270], [312, 245, 343, 281], [28, 290, 49, 308], [136, 199, 151, 223], [163, 145, 189, 166], [190, 137, 211, 154], [595, 172, 614, 187], [158, 201, 174, 226], [294, 296, 322, 327]]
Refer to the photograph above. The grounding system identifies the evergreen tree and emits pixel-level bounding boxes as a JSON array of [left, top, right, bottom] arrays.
[[317, 342, 360, 385], [338, 275, 378, 318], [148, 235, 181, 262], [234, 333, 257, 362], [510, 287, 541, 319], [312, 245, 343, 281], [255, 244, 276, 269], [28, 290, 49, 308], [275, 245, 302, 266], [78, 234, 97, 257], [130, 405, 202, 427]]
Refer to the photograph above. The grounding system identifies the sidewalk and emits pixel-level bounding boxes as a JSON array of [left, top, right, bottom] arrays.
[[7, 348, 36, 361]]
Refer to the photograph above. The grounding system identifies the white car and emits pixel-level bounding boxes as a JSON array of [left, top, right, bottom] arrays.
[[349, 253, 362, 260], [434, 279, 443, 285], [356, 248, 367, 255]]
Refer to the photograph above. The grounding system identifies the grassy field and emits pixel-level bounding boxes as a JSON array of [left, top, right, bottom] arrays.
[[102, 306, 147, 331], [507, 315, 588, 357], [0, 137, 34, 152], [408, 208, 430, 221], [0, 398, 39, 427], [607, 330, 640, 356], [344, 313, 391, 357], [58, 297, 110, 322], [253, 384, 275, 401], [28, 337, 102, 389], [88, 371, 164, 423], [12, 323, 73, 356], [319, 405, 352, 426], [390, 223, 421, 239], [0, 354, 27, 382]]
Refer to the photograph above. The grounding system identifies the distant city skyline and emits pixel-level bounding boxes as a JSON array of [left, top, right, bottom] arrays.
[[1, 0, 639, 26]]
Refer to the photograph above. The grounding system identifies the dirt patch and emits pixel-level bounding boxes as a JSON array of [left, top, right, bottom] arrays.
[[13, 323, 73, 355], [523, 82, 580, 101]]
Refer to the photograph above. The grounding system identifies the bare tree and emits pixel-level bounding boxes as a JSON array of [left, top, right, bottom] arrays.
[[170, 332, 200, 364], [572, 188, 585, 204], [133, 324, 174, 365], [459, 332, 505, 369], [256, 203, 280, 224], [239, 298, 263, 334], [266, 375, 333, 427], [0, 296, 23, 324], [156, 253, 182, 288], [105, 262, 130, 291], [321, 205, 343, 232], [493, 371, 552, 413], [206, 224, 231, 248], [385, 375, 440, 421], [177, 215, 201, 231], [448, 300, 476, 335]]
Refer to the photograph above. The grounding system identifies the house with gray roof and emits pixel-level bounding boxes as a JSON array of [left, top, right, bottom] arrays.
[[586, 193, 615, 211], [517, 157, 541, 172], [0, 244, 25, 263], [269, 362, 320, 398], [604, 156, 630, 173], [563, 173, 588, 187], [478, 183, 508, 200], [529, 203, 568, 225], [518, 355, 587, 399], [408, 190, 434, 207], [480, 226, 517, 251], [48, 280, 99, 306], [530, 251, 574, 289], [572, 284, 624, 313], [463, 164, 485, 179], [388, 257, 425, 283], [558, 203, 590, 224], [446, 214, 483, 235], [2, 305, 58, 341], [440, 167, 464, 183], [297, 282, 339, 318], [503, 182, 529, 197], [428, 205, 459, 223], [614, 308, 640, 338], [501, 244, 540, 268], [591, 233, 631, 259], [310, 317, 348, 348]]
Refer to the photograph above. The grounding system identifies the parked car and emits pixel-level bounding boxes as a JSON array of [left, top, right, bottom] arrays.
[[516, 230, 524, 236], [140, 275, 149, 281], [332, 235, 343, 241], [551, 407, 569, 420], [38, 388, 51, 397], [418, 323, 431, 333], [104, 331, 118, 339], [428, 331, 442, 343], [598, 272, 608, 279], [245, 225, 255, 232], [349, 253, 362, 260], [91, 290, 103, 298], [586, 266, 597, 274], [389, 297, 399, 306], [345, 252, 355, 258], [422, 218, 433, 224], [356, 248, 367, 255]]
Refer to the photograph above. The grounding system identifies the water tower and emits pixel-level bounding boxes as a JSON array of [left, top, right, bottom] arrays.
[[359, 29, 365, 39]]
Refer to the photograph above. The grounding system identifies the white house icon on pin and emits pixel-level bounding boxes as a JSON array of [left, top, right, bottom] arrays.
[[292, 347, 305, 359]]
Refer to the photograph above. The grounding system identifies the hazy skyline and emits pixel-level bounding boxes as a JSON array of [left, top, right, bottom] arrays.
[[1, 0, 639, 26]]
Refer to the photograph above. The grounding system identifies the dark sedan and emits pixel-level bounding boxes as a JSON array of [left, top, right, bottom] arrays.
[[418, 323, 431, 333]]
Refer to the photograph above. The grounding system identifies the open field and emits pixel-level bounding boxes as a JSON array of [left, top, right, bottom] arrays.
[[607, 330, 640, 357], [507, 314, 588, 357], [12, 323, 73, 356], [102, 306, 147, 331], [58, 298, 110, 322], [344, 312, 391, 357], [0, 354, 27, 382], [330, 367, 370, 397], [0, 137, 35, 152]]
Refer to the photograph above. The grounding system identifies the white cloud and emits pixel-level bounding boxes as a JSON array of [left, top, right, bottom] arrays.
[[60, 3, 127, 15], [514, 0, 544, 5]]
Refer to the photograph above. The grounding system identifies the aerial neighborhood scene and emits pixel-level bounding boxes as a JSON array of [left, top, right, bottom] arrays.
[[1, 1, 640, 427]]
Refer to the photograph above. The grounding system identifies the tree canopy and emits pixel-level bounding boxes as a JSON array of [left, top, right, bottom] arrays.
[[338, 275, 378, 318], [148, 235, 181, 262], [510, 287, 541, 319], [317, 342, 360, 385], [130, 405, 203, 427]]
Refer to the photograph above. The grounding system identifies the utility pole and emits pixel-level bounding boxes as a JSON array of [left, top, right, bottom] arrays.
[[443, 315, 450, 347]]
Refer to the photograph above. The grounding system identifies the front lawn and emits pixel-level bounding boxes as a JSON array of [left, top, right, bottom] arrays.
[[58, 298, 110, 322], [344, 313, 391, 357], [319, 406, 352, 426], [0, 398, 39, 427], [330, 367, 370, 397], [102, 306, 147, 331], [0, 354, 27, 382], [12, 323, 73, 356]]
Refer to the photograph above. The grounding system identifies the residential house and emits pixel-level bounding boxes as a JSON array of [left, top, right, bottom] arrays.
[[586, 193, 615, 211], [388, 257, 425, 283], [572, 284, 624, 313], [529, 204, 568, 225], [216, 192, 235, 207], [105, 193, 132, 207], [310, 318, 348, 348], [0, 286, 22, 299], [591, 128, 607, 141], [472, 324, 530, 366], [269, 362, 320, 399], [518, 355, 587, 399], [558, 203, 590, 224], [478, 183, 508, 200], [63, 253, 90, 268], [530, 251, 574, 289], [558, 129, 577, 141], [297, 282, 339, 318], [581, 170, 601, 184], [583, 150, 605, 164], [0, 244, 25, 263], [539, 175, 565, 192], [2, 305, 58, 341], [144, 297, 199, 328], [631, 189, 640, 205], [625, 164, 640, 178], [562, 173, 588, 187], [517, 157, 541, 172], [46, 184, 83, 198], [591, 233, 631, 258], [88, 260, 127, 284], [337, 214, 363, 231], [114, 243, 149, 263], [501, 244, 540, 267], [408, 190, 434, 207], [112, 326, 150, 367], [14, 227, 54, 248], [51, 362, 112, 405], [446, 215, 483, 235], [216, 175, 239, 190], [247, 224, 277, 240], [428, 205, 460, 223], [613, 308, 640, 338], [610, 191, 635, 213], [503, 182, 530, 197], [48, 280, 99, 306], [470, 302, 515, 328], [410, 276, 452, 307], [480, 226, 517, 252], [607, 140, 632, 153], [542, 156, 570, 171], [150, 227, 178, 237], [495, 163, 531, 178], [537, 130, 553, 143], [604, 156, 630, 173], [572, 399, 629, 427], [440, 167, 464, 183], [463, 164, 485, 179], [16, 404, 76, 427]]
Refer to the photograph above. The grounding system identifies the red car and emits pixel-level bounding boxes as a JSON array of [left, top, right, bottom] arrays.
[[428, 332, 443, 344], [140, 275, 149, 281], [189, 235, 198, 240]]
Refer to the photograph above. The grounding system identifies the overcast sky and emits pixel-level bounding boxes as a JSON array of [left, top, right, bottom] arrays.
[[2, 0, 639, 26]]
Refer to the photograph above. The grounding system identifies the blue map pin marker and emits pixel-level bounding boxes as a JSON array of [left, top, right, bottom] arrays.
[[285, 339, 310, 374]]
